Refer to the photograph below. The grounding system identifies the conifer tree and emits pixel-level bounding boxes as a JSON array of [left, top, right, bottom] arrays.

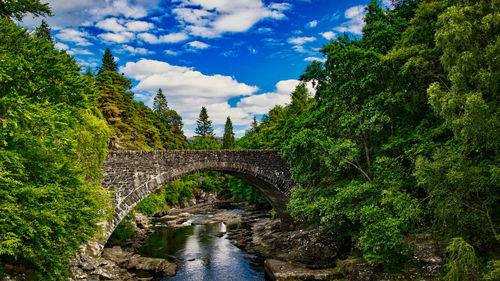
[[98, 48, 118, 75], [153, 88, 168, 114], [35, 19, 51, 41], [195, 106, 214, 137], [251, 115, 258, 131], [0, 0, 52, 21], [223, 116, 235, 149]]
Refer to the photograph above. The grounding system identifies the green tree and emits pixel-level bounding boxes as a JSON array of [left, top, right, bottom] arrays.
[[153, 88, 168, 114], [251, 115, 258, 131], [222, 117, 235, 149], [0, 17, 111, 279], [97, 48, 118, 75], [415, 0, 500, 246], [34, 19, 51, 41], [0, 0, 51, 21], [195, 106, 214, 137]]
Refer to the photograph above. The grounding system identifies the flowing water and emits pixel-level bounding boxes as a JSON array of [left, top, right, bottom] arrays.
[[139, 211, 266, 281]]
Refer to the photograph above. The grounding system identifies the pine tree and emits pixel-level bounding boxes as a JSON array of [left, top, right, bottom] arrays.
[[0, 0, 52, 21], [98, 48, 118, 75], [35, 20, 51, 41], [153, 88, 168, 114], [251, 115, 258, 131], [195, 106, 214, 137], [223, 116, 235, 149]]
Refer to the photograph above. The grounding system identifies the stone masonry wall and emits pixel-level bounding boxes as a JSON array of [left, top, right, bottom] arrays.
[[94, 150, 295, 255]]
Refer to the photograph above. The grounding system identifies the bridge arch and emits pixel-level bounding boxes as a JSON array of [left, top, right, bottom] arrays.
[[96, 150, 295, 254]]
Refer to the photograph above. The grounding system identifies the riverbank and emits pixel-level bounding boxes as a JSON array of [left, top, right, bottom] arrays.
[[228, 217, 446, 281], [69, 197, 447, 281]]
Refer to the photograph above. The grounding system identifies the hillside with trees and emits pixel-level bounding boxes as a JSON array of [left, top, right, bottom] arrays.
[[96, 49, 188, 150], [238, 0, 499, 278]]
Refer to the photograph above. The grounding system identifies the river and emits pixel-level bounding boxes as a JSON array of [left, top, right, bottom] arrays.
[[139, 211, 267, 281]]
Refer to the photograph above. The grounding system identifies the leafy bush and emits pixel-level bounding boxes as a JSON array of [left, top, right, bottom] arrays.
[[109, 215, 136, 245], [443, 238, 479, 281], [228, 176, 267, 205], [136, 190, 166, 216]]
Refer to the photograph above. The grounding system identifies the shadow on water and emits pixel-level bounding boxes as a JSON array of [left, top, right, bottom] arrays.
[[139, 218, 266, 281]]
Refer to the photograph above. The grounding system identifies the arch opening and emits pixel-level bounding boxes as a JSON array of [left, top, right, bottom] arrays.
[[97, 150, 295, 255]]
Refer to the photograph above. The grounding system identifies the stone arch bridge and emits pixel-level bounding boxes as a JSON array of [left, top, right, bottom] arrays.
[[96, 150, 295, 253]]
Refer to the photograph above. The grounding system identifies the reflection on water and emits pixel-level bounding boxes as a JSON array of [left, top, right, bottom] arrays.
[[140, 219, 265, 281]]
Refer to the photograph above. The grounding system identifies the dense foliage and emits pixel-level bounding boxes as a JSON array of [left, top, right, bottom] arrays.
[[0, 18, 111, 279], [239, 0, 499, 275], [222, 117, 235, 149], [95, 51, 188, 151], [0, 0, 51, 21]]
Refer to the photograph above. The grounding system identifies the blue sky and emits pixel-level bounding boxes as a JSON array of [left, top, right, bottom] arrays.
[[22, 0, 375, 137]]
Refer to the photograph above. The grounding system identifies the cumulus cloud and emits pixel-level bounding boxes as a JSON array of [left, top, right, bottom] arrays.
[[95, 17, 125, 32], [120, 59, 259, 125], [172, 0, 291, 38], [71, 48, 93, 55], [55, 29, 92, 46], [98, 31, 135, 43], [238, 79, 315, 115], [125, 20, 154, 32], [256, 27, 272, 34], [22, 0, 161, 28], [137, 32, 189, 44], [288, 36, 316, 45], [54, 42, 69, 50], [306, 20, 318, 28], [334, 5, 366, 35], [165, 50, 180, 56], [304, 56, 326, 63], [186, 41, 210, 50], [288, 36, 316, 53], [119, 45, 155, 55], [88, 0, 149, 20], [320, 31, 336, 40]]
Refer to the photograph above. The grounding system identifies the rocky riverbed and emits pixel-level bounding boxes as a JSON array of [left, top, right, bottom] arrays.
[[227, 217, 446, 281], [69, 192, 447, 281]]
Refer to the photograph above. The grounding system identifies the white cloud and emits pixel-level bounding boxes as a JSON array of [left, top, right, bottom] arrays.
[[382, 0, 396, 10], [186, 41, 210, 49], [71, 48, 93, 55], [306, 20, 318, 28], [304, 57, 326, 63], [54, 42, 69, 50], [119, 45, 154, 55], [334, 5, 366, 35], [55, 29, 92, 46], [98, 31, 135, 43], [138, 32, 189, 44], [172, 0, 290, 38], [125, 20, 154, 32], [95, 17, 125, 32], [287, 36, 316, 53], [257, 27, 272, 33], [237, 79, 315, 114], [320, 31, 336, 40], [248, 47, 258, 54], [165, 50, 180, 56], [288, 36, 316, 45], [269, 3, 292, 11], [22, 0, 161, 28], [120, 59, 259, 126], [89, 0, 148, 19], [262, 38, 284, 46]]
